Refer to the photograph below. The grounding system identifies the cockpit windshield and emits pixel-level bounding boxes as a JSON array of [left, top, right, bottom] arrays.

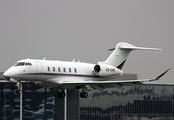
[[15, 62, 25, 66], [25, 62, 32, 66], [13, 62, 32, 66]]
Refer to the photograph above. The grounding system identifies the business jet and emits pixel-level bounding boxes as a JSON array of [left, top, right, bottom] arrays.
[[3, 42, 169, 98]]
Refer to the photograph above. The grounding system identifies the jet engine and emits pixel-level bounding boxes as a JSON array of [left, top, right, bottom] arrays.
[[94, 64, 123, 77]]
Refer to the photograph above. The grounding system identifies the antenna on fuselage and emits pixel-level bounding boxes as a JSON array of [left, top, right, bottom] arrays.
[[43, 57, 46, 60], [72, 59, 75, 62]]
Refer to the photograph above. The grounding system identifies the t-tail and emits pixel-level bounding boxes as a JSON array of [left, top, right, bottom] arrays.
[[98, 42, 161, 70]]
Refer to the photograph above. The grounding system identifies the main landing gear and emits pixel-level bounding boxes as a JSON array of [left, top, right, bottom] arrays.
[[57, 91, 66, 98], [80, 92, 88, 98], [57, 88, 66, 98], [79, 86, 88, 98], [16, 80, 22, 94], [56, 88, 88, 98]]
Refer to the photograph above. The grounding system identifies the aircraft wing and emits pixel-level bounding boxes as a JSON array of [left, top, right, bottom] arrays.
[[37, 69, 169, 91], [57, 68, 170, 91]]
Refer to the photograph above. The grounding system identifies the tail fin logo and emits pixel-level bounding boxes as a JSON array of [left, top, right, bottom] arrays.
[[117, 60, 126, 70]]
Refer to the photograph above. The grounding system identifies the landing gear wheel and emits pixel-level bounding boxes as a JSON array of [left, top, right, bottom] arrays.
[[83, 92, 88, 98], [16, 90, 21, 94], [61, 92, 65, 98], [57, 91, 66, 98], [80, 92, 88, 98], [80, 92, 84, 98], [57, 92, 61, 98]]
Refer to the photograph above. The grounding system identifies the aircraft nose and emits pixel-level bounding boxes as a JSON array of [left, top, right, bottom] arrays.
[[3, 70, 11, 77]]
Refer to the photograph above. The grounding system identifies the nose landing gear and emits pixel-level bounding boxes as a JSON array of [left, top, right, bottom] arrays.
[[16, 89, 22, 94], [57, 91, 66, 98], [16, 80, 22, 94], [57, 88, 66, 98]]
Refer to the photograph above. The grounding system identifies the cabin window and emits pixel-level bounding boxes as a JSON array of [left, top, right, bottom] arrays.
[[58, 67, 61, 72], [48, 67, 50, 71], [74, 68, 77, 73], [53, 67, 55, 72], [69, 68, 71, 73], [63, 68, 66, 72]]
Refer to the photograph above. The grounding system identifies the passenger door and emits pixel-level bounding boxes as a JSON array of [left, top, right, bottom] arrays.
[[35, 61, 43, 80]]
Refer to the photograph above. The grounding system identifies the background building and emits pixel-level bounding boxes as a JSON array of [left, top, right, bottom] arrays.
[[79, 84, 174, 120], [0, 72, 55, 120], [0, 72, 174, 120]]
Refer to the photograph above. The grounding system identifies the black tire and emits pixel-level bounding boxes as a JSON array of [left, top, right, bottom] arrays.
[[80, 92, 84, 98], [16, 90, 21, 94], [83, 92, 88, 98], [57, 92, 61, 98], [61, 92, 65, 98]]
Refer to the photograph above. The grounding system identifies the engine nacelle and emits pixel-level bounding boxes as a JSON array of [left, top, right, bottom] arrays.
[[94, 64, 123, 77]]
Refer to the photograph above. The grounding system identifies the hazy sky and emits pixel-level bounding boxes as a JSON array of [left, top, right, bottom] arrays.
[[0, 1, 173, 83]]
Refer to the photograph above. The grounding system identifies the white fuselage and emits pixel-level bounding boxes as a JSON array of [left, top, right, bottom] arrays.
[[4, 59, 123, 86]]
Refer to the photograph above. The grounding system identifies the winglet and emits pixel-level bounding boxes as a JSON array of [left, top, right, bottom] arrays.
[[150, 68, 170, 81]]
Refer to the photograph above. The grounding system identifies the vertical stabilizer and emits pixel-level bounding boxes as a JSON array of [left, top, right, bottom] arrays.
[[98, 42, 161, 69]]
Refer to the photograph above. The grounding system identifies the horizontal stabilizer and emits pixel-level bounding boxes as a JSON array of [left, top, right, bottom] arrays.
[[119, 46, 162, 51], [109, 43, 162, 51]]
